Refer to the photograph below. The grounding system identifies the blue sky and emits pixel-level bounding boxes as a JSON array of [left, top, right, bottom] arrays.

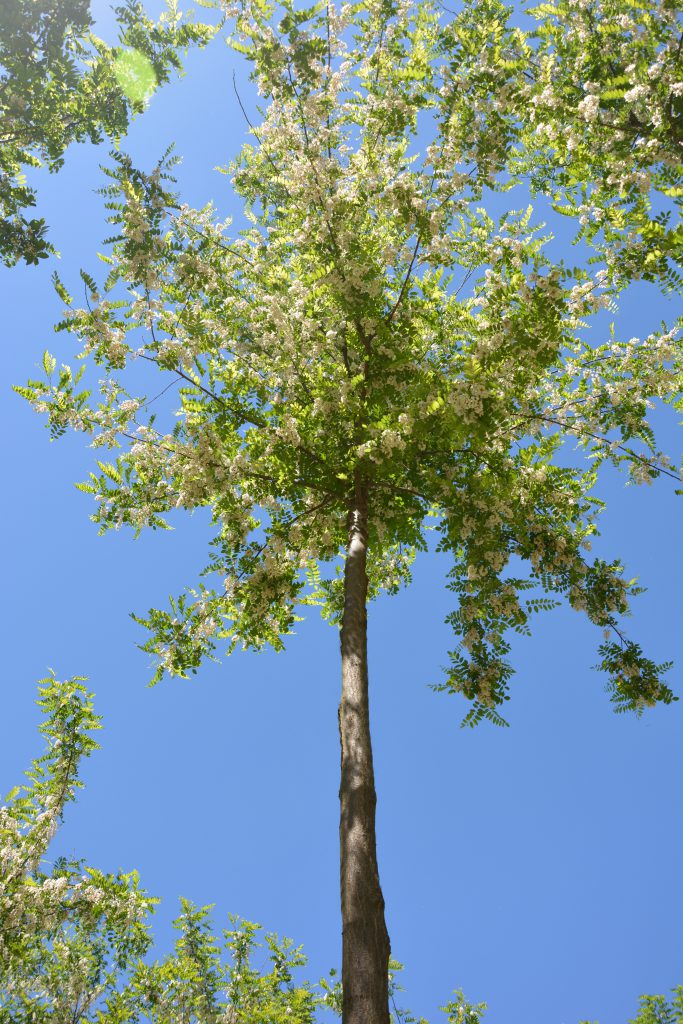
[[0, 4, 681, 1022]]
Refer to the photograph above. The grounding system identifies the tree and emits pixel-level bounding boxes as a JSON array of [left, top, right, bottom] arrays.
[[16, 0, 681, 1022], [0, 673, 155, 1018], [625, 989, 683, 1024], [0, 0, 214, 266], [0, 674, 321, 1022], [580, 987, 683, 1024]]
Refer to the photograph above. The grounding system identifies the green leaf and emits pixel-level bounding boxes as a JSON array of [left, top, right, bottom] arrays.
[[42, 351, 56, 376]]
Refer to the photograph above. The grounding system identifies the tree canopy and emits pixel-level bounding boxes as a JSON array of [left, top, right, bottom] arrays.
[[21, 0, 681, 720], [0, 0, 214, 266]]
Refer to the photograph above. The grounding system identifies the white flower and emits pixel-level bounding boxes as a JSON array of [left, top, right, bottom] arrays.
[[624, 84, 648, 104], [577, 95, 600, 121]]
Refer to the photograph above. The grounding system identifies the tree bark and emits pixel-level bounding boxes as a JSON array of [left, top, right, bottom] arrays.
[[339, 476, 391, 1024]]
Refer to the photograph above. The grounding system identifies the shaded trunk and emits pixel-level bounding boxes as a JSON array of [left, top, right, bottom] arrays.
[[339, 477, 391, 1024]]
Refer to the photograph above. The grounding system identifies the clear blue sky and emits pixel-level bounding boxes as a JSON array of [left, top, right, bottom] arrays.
[[0, 4, 681, 1022]]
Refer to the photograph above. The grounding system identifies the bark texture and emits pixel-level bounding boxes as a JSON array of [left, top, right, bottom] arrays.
[[339, 478, 391, 1024]]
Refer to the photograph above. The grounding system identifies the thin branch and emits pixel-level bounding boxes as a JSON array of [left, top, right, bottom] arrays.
[[232, 72, 291, 196], [140, 354, 232, 414], [325, 2, 332, 160], [386, 231, 423, 324], [286, 62, 310, 148], [371, 479, 430, 502], [517, 411, 682, 484], [184, 223, 257, 270], [142, 375, 183, 410]]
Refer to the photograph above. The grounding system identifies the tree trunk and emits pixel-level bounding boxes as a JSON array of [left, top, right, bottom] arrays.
[[339, 476, 391, 1024]]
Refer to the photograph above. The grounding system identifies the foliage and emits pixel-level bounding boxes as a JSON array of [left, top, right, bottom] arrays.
[[0, 679, 484, 1023], [387, 963, 488, 1024], [517, 0, 683, 293], [107, 907, 321, 1024], [580, 986, 683, 1024], [0, 0, 215, 266], [18, 0, 681, 725], [626, 989, 683, 1024], [0, 672, 155, 1019]]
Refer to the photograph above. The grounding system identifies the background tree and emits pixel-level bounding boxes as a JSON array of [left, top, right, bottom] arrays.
[[0, 673, 154, 1018], [628, 989, 683, 1024], [0, 675, 322, 1023], [17, 1, 681, 1022], [0, 0, 214, 266], [581, 987, 683, 1024], [1, 675, 488, 1024]]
